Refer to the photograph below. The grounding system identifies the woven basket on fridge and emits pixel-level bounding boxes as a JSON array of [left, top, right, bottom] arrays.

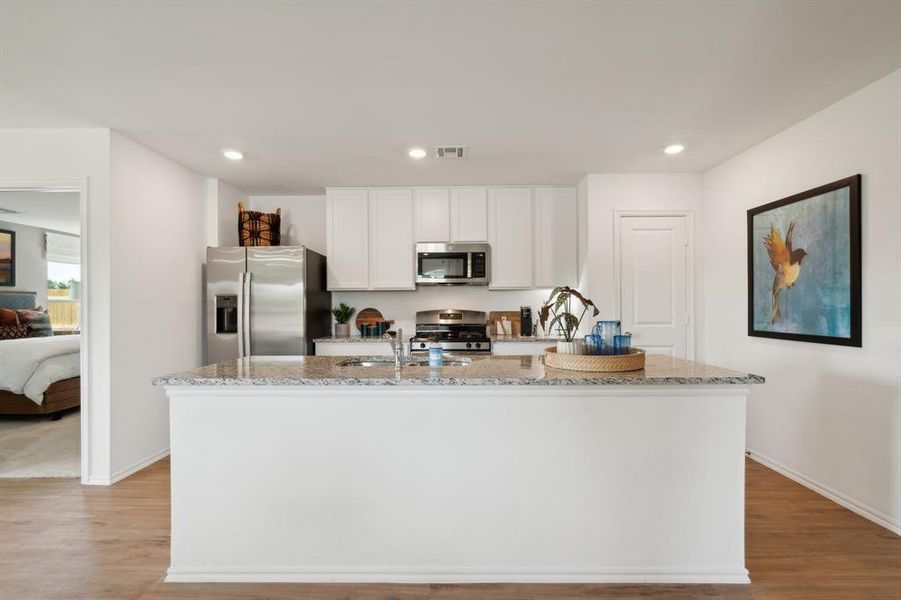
[[544, 346, 646, 372]]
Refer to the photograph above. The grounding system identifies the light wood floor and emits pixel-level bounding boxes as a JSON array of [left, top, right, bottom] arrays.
[[1, 458, 898, 600]]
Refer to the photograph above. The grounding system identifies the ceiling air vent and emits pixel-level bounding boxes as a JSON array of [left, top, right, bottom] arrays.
[[435, 145, 467, 160]]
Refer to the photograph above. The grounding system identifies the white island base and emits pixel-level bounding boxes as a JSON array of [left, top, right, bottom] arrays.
[[163, 382, 750, 584]]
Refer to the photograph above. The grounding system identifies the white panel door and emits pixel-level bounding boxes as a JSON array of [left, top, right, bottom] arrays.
[[534, 187, 578, 287], [326, 188, 369, 290], [370, 188, 415, 289], [413, 188, 450, 242], [488, 187, 533, 289], [619, 216, 689, 358], [450, 187, 488, 242]]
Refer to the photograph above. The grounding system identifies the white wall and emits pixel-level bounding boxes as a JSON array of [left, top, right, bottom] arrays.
[[109, 131, 207, 480], [0, 128, 112, 484], [580, 173, 704, 350], [332, 287, 555, 338], [204, 178, 247, 248], [0, 220, 48, 308], [248, 195, 326, 254], [702, 70, 901, 534]]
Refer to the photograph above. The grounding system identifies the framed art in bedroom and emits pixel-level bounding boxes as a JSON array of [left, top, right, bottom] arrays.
[[0, 229, 15, 286], [747, 174, 861, 347]]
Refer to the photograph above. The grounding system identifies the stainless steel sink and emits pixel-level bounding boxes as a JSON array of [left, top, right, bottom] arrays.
[[337, 357, 398, 367], [337, 357, 473, 367], [406, 358, 473, 367]]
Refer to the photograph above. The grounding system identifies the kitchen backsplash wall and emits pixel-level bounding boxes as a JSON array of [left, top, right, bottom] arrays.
[[332, 287, 557, 337]]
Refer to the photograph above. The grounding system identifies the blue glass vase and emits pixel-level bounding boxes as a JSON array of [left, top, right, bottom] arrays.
[[592, 320, 621, 355]]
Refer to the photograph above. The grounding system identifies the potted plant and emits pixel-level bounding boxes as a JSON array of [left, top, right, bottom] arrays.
[[331, 303, 356, 337], [538, 286, 599, 355]]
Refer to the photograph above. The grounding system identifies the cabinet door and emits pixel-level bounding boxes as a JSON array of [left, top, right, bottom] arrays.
[[534, 187, 578, 287], [370, 188, 415, 290], [413, 188, 450, 242], [326, 188, 369, 290], [450, 187, 488, 242], [488, 187, 533, 289]]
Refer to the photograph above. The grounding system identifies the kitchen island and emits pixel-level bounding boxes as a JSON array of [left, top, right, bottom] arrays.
[[155, 354, 763, 584]]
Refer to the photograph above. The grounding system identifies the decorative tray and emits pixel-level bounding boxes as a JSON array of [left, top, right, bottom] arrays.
[[544, 346, 646, 372]]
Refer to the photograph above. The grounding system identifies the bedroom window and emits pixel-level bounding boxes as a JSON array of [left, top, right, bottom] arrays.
[[45, 232, 81, 333], [46, 262, 80, 332]]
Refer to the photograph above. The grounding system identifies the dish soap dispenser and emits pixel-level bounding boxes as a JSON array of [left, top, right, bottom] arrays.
[[428, 339, 444, 367]]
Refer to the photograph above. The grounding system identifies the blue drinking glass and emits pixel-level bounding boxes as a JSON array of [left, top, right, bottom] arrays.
[[592, 320, 621, 355], [584, 334, 601, 355], [614, 333, 632, 355]]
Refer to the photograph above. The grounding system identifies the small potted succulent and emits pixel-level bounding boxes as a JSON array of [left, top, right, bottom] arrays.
[[539, 286, 599, 355], [331, 303, 356, 337]]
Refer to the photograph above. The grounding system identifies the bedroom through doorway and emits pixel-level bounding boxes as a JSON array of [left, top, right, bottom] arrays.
[[0, 187, 84, 479]]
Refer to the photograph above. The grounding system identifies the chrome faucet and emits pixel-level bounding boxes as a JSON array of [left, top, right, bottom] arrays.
[[385, 329, 406, 369]]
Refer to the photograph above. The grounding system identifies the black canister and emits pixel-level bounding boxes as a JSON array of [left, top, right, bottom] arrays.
[[520, 306, 533, 337]]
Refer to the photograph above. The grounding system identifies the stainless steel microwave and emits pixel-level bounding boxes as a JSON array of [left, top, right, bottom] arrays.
[[415, 242, 490, 286]]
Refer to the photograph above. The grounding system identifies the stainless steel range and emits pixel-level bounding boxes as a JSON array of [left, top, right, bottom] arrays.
[[409, 309, 491, 354]]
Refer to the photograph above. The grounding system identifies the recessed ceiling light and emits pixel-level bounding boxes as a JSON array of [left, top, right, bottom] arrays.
[[663, 144, 685, 155], [408, 147, 427, 159], [222, 149, 244, 161]]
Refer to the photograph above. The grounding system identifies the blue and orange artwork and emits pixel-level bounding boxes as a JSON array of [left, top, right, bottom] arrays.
[[751, 187, 852, 339]]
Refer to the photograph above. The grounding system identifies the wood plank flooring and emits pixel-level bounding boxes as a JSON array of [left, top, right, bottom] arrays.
[[1, 458, 898, 599]]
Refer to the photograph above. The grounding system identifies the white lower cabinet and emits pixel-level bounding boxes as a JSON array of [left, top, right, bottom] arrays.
[[314, 342, 393, 356], [490, 341, 554, 356]]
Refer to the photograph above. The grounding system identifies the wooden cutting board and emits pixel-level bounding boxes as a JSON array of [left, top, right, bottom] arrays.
[[488, 311, 521, 337], [355, 308, 393, 333]]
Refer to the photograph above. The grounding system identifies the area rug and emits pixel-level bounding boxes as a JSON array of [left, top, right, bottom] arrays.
[[0, 409, 80, 478]]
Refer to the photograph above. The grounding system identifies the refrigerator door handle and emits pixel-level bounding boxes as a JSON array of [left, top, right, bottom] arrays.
[[243, 272, 252, 356], [237, 272, 246, 358]]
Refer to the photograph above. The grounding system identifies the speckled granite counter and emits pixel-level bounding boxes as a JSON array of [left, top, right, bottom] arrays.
[[313, 336, 399, 343], [490, 335, 561, 343], [155, 354, 763, 387]]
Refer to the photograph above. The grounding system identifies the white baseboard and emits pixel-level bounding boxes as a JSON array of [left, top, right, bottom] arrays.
[[108, 447, 170, 485], [166, 566, 750, 584], [746, 448, 901, 536]]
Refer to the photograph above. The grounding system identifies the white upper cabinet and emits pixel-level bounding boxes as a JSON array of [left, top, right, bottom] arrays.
[[413, 188, 450, 242], [326, 188, 370, 290], [450, 188, 488, 242], [327, 185, 576, 292], [370, 188, 415, 290], [534, 187, 578, 287], [488, 187, 533, 289]]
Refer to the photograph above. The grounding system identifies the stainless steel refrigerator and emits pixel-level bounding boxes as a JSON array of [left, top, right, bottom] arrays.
[[205, 246, 331, 363]]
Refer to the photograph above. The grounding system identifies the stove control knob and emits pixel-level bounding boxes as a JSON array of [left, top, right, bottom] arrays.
[[419, 342, 427, 349], [466, 342, 472, 349], [475, 343, 481, 349]]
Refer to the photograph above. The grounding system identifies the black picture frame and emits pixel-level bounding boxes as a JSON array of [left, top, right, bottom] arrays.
[[747, 175, 861, 347], [0, 229, 15, 287]]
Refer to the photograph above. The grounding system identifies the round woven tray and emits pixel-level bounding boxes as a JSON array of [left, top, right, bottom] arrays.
[[544, 346, 646, 372]]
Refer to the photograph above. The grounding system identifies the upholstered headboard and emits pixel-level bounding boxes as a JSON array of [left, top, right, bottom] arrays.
[[0, 291, 38, 310]]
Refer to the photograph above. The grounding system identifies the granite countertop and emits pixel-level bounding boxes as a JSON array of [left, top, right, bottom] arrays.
[[315, 335, 560, 343], [313, 336, 396, 343], [155, 354, 764, 387], [491, 335, 560, 342]]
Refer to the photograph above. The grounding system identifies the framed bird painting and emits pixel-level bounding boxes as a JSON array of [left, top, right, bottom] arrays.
[[747, 174, 861, 347]]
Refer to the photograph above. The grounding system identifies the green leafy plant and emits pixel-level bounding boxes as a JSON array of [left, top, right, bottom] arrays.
[[331, 303, 356, 325], [538, 286, 599, 342]]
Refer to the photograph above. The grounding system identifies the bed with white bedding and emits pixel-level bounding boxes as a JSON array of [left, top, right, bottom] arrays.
[[0, 291, 81, 417], [0, 335, 80, 403]]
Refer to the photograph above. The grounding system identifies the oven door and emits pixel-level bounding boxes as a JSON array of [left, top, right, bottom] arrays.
[[416, 251, 468, 284]]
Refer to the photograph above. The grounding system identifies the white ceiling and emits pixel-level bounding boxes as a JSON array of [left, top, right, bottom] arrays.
[[2, 1, 901, 195], [0, 191, 81, 235]]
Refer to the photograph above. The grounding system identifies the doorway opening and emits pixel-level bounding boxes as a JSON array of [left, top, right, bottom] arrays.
[[0, 181, 89, 481]]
